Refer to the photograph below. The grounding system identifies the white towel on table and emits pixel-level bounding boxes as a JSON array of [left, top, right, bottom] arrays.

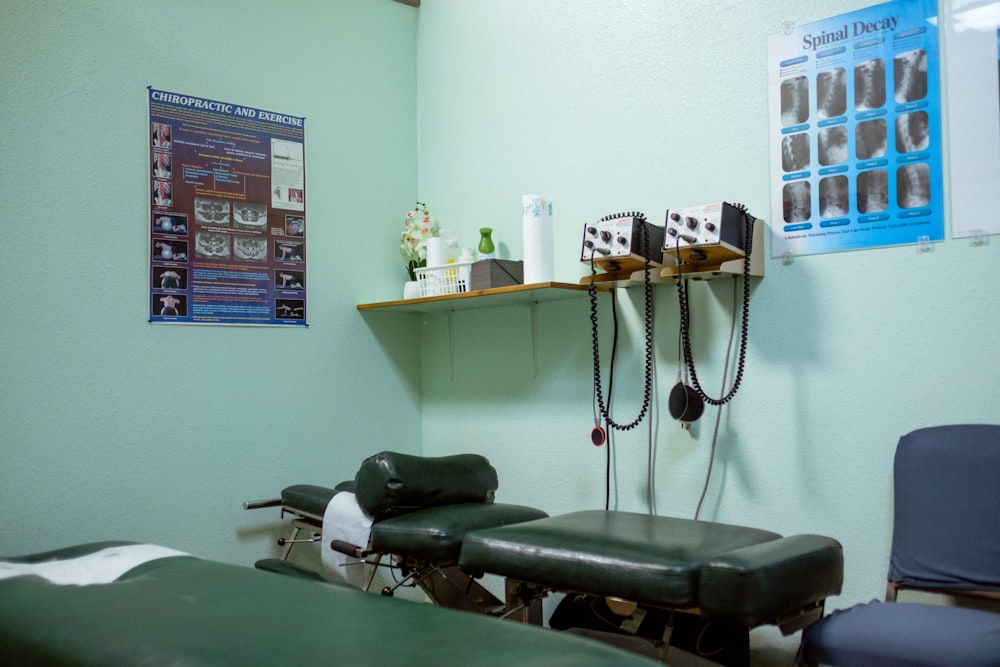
[[0, 544, 189, 585]]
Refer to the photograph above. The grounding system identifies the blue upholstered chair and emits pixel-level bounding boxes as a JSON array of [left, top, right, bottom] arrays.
[[798, 424, 1000, 666]]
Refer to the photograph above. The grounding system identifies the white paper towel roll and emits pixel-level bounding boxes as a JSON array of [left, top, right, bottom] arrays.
[[522, 194, 553, 284], [319, 492, 427, 602], [320, 491, 372, 589]]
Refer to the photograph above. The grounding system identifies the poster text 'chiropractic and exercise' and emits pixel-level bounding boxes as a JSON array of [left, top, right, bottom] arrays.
[[148, 88, 307, 326]]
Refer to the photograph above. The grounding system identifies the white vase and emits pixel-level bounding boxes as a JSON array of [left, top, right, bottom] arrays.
[[403, 280, 421, 299]]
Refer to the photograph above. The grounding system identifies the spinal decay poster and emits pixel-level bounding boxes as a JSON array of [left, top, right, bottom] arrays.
[[148, 87, 307, 326], [768, 0, 944, 258]]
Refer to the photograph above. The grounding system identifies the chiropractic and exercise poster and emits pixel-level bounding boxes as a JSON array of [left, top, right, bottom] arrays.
[[944, 0, 1000, 238], [768, 0, 944, 257], [148, 87, 307, 326]]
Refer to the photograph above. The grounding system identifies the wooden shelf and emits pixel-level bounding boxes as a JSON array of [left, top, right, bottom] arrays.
[[357, 282, 608, 313]]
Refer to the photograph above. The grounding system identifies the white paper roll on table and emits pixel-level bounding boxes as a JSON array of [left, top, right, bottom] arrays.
[[522, 194, 553, 284]]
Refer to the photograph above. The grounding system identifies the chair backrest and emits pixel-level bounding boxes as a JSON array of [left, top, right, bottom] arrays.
[[887, 424, 1000, 598]]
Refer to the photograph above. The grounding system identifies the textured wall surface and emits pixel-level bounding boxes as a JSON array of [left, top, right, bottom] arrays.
[[0, 0, 421, 565], [413, 0, 1000, 660], [2, 0, 998, 662]]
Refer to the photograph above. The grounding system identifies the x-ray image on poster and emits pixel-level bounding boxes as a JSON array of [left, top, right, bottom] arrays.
[[270, 139, 305, 211], [944, 0, 1000, 238], [767, 0, 944, 257], [148, 87, 307, 326]]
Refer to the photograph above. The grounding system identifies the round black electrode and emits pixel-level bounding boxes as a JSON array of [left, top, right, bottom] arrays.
[[591, 426, 607, 447], [668, 382, 705, 424]]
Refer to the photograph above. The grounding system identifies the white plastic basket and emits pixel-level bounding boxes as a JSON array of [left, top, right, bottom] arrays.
[[414, 261, 473, 297]]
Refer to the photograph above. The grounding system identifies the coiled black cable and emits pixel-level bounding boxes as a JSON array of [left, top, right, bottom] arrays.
[[676, 204, 753, 406], [588, 212, 654, 431]]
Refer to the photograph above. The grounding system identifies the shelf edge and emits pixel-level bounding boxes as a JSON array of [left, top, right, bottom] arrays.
[[357, 281, 607, 312]]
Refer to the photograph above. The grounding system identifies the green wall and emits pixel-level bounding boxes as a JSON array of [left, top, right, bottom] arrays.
[[412, 0, 999, 659], [0, 0, 421, 564], [2, 0, 998, 662]]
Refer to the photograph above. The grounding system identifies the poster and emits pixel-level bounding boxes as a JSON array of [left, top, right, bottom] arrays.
[[944, 0, 1000, 238], [148, 88, 307, 325], [768, 0, 944, 257]]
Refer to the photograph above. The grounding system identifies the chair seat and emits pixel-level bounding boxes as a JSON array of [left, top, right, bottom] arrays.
[[799, 600, 1000, 667]]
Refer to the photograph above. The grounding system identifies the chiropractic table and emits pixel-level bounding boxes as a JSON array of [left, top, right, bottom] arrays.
[[246, 451, 844, 663], [0, 541, 661, 667]]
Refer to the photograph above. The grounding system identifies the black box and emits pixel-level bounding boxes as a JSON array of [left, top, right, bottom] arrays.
[[470, 259, 523, 291]]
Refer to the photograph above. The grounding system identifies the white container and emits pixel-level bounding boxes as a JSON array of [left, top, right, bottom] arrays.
[[414, 261, 474, 297], [425, 237, 449, 267], [522, 194, 553, 284]]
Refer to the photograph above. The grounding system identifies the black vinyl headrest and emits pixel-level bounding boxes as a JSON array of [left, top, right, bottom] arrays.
[[354, 451, 498, 520]]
